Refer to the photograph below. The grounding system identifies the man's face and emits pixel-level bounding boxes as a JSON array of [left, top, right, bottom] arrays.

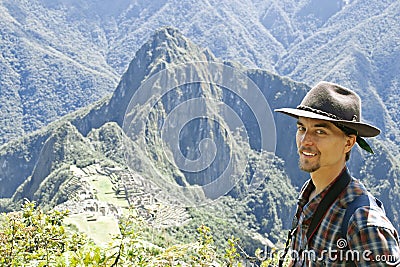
[[296, 117, 353, 173]]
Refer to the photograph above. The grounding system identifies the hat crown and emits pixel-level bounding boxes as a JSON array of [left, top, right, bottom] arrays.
[[274, 81, 380, 137], [299, 82, 360, 122]]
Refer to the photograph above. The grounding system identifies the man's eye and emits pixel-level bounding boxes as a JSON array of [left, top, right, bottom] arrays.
[[316, 129, 326, 134], [297, 126, 306, 132]]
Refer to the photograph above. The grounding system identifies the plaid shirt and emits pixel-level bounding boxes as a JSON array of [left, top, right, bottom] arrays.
[[289, 169, 400, 266]]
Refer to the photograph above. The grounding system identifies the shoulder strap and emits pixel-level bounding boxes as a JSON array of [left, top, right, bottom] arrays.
[[341, 194, 385, 239], [340, 194, 385, 267], [306, 169, 351, 243]]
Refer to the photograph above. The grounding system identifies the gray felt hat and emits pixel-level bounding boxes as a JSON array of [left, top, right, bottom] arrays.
[[275, 81, 380, 152]]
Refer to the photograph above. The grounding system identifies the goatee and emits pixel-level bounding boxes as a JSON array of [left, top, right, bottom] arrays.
[[299, 159, 320, 173]]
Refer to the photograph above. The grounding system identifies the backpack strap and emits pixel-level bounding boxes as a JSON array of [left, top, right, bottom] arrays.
[[341, 194, 385, 239], [340, 194, 385, 266], [306, 169, 351, 243]]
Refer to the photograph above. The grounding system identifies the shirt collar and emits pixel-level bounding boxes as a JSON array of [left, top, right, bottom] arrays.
[[298, 167, 347, 221]]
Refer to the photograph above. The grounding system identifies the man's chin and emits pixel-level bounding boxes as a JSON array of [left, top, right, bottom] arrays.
[[299, 161, 320, 173]]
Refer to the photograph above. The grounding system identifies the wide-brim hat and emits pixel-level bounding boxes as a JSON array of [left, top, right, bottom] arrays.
[[275, 81, 380, 138]]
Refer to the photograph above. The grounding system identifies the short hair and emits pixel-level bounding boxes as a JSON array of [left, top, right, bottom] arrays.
[[333, 123, 357, 162], [345, 151, 351, 161]]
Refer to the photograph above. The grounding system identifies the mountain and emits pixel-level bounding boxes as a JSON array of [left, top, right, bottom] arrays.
[[0, 0, 399, 245], [1, 0, 399, 150], [0, 28, 299, 248], [0, 28, 399, 248], [274, 0, 400, 151]]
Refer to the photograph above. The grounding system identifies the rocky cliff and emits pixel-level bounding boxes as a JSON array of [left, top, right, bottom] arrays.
[[0, 28, 398, 240]]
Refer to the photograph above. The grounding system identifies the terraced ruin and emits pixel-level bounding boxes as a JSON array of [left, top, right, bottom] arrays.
[[56, 163, 191, 245]]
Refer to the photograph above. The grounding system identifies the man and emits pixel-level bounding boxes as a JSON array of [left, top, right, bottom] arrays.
[[275, 81, 400, 266]]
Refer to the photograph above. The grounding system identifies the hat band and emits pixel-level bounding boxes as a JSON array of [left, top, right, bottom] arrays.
[[297, 105, 341, 120], [297, 105, 374, 153]]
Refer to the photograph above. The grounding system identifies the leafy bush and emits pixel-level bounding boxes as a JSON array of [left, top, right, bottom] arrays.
[[0, 200, 87, 266], [0, 201, 284, 266]]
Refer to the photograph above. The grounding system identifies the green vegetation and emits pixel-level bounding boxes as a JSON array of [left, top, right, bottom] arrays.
[[64, 214, 120, 246], [0, 201, 87, 266], [0, 201, 286, 266], [88, 174, 129, 208]]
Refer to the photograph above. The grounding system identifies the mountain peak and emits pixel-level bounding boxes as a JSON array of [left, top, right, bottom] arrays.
[[69, 27, 218, 138], [143, 26, 216, 67], [92, 27, 217, 128], [151, 26, 184, 44]]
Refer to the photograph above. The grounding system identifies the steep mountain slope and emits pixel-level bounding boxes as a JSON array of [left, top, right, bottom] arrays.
[[0, 0, 120, 143], [274, 0, 400, 152], [0, 0, 399, 238], [1, 28, 399, 234], [0, 0, 283, 143], [2, 0, 398, 147], [0, 29, 301, 246]]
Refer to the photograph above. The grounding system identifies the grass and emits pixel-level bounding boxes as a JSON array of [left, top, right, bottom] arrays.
[[64, 213, 120, 246], [89, 174, 130, 208], [64, 166, 131, 246]]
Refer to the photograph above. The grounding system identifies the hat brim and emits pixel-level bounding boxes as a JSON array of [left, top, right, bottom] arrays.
[[275, 108, 380, 137]]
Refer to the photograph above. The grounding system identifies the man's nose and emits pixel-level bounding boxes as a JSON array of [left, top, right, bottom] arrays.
[[299, 131, 313, 145]]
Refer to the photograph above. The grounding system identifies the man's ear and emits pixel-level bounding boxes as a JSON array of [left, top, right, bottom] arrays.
[[345, 134, 357, 153]]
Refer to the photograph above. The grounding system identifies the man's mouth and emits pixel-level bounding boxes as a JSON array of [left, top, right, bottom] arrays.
[[300, 150, 318, 157]]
